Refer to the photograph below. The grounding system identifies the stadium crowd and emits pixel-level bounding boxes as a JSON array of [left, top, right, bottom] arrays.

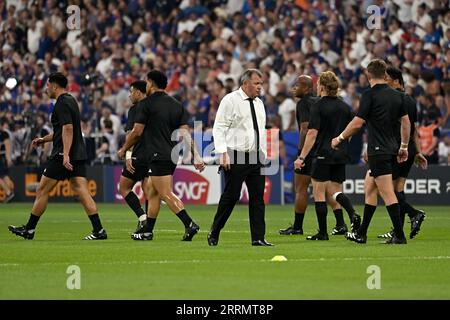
[[0, 0, 450, 167]]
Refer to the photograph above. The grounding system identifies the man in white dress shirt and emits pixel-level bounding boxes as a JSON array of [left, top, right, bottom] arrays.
[[208, 69, 273, 246]]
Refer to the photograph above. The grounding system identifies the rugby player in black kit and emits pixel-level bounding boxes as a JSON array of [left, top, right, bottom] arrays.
[[377, 66, 427, 239], [279, 75, 317, 235], [295, 71, 360, 240], [118, 80, 153, 235], [280, 75, 355, 236], [8, 73, 107, 240], [119, 70, 205, 241], [332, 59, 410, 244]]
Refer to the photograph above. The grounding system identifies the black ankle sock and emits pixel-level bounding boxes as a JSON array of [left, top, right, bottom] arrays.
[[395, 191, 405, 203], [88, 213, 103, 232], [400, 210, 406, 228], [404, 202, 419, 219], [396, 191, 419, 219], [124, 192, 146, 218], [26, 213, 40, 230], [293, 212, 304, 230], [335, 193, 356, 219], [333, 209, 345, 226], [145, 217, 156, 232], [315, 202, 328, 235], [386, 203, 404, 238], [359, 204, 377, 235], [395, 192, 406, 226], [176, 209, 192, 228]]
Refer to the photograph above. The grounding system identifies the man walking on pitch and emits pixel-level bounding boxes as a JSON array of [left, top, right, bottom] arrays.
[[332, 59, 410, 244], [378, 66, 427, 239], [118, 80, 152, 234], [295, 71, 360, 240], [118, 70, 205, 241], [208, 69, 272, 246], [9, 72, 107, 240]]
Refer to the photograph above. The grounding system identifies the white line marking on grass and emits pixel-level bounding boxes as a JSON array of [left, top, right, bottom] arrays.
[[1, 256, 449, 267]]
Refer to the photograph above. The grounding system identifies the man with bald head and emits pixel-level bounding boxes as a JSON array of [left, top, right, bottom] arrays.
[[280, 75, 358, 236], [280, 75, 317, 235]]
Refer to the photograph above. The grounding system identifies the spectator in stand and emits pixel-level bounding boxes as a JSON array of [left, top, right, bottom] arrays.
[[418, 94, 442, 126], [419, 112, 441, 165], [0, 117, 14, 203], [438, 134, 450, 165], [196, 83, 211, 128], [100, 105, 123, 139], [435, 95, 449, 128], [0, 0, 448, 168], [26, 113, 52, 166], [96, 119, 118, 165], [276, 91, 296, 132]]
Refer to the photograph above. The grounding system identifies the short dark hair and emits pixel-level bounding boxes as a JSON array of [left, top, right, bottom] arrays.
[[103, 119, 113, 130], [367, 59, 387, 80], [130, 80, 147, 94], [48, 72, 68, 88], [424, 94, 434, 103], [386, 66, 404, 87], [223, 51, 232, 58], [147, 70, 167, 89]]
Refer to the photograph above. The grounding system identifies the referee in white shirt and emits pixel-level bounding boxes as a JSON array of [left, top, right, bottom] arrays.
[[208, 69, 273, 246]]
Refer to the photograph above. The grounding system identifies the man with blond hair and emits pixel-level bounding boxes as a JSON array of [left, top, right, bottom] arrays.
[[295, 71, 360, 240]]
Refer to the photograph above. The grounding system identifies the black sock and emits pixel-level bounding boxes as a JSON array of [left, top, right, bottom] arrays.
[[398, 199, 407, 228], [359, 204, 377, 235], [88, 213, 103, 232], [315, 202, 328, 235], [400, 209, 406, 228], [333, 209, 345, 226], [124, 192, 146, 218], [26, 213, 40, 230], [386, 203, 404, 238], [176, 209, 192, 228], [144, 200, 148, 216], [335, 193, 356, 219], [396, 191, 419, 219], [395, 191, 406, 226], [293, 212, 304, 230], [145, 217, 156, 232]]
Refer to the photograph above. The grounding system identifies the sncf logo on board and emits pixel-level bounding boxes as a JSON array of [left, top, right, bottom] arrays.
[[173, 169, 209, 204]]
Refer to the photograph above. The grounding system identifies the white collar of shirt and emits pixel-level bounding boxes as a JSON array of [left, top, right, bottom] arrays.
[[238, 87, 251, 101]]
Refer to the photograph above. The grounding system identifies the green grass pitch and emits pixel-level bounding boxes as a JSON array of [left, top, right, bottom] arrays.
[[1, 203, 449, 299]]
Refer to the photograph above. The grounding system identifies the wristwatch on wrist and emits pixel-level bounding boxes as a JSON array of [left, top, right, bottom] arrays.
[[298, 156, 305, 161]]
